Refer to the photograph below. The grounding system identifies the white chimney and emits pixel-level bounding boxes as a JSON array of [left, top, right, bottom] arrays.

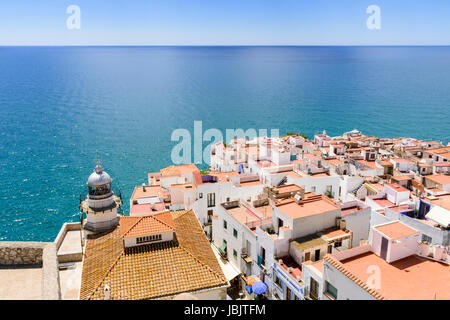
[[104, 284, 111, 300]]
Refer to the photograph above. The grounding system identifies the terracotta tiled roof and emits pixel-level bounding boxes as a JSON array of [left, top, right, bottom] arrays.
[[323, 254, 385, 300], [80, 210, 227, 300], [79, 228, 124, 300], [120, 211, 175, 238]]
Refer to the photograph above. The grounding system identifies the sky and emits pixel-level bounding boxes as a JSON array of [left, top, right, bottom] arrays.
[[0, 0, 450, 45]]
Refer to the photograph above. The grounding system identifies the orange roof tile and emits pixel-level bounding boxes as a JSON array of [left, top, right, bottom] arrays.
[[120, 211, 175, 238], [80, 210, 227, 300]]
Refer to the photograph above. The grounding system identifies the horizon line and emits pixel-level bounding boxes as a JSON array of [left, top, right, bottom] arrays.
[[1, 44, 450, 47]]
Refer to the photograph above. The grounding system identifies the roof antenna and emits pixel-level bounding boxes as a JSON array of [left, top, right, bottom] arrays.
[[94, 153, 103, 174]]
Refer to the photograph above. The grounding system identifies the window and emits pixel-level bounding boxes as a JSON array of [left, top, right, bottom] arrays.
[[274, 275, 282, 288], [136, 234, 162, 244], [199, 193, 203, 198], [207, 210, 213, 223], [422, 234, 432, 243], [314, 249, 320, 261], [325, 281, 338, 300], [233, 249, 237, 259], [310, 278, 319, 300], [223, 220, 227, 230], [260, 247, 266, 266], [334, 240, 342, 248], [311, 186, 316, 193], [286, 287, 292, 300], [278, 218, 284, 229], [327, 245, 332, 254], [226, 197, 230, 202], [207, 193, 216, 207], [233, 229, 238, 238], [222, 239, 227, 255], [304, 252, 311, 261]]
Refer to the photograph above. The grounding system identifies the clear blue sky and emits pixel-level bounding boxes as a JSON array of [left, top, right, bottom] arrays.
[[1, 0, 449, 45]]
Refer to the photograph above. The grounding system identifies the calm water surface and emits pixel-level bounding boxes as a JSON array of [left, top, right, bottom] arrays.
[[0, 46, 449, 241]]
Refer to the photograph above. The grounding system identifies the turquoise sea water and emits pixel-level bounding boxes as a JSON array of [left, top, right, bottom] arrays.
[[0, 46, 449, 241]]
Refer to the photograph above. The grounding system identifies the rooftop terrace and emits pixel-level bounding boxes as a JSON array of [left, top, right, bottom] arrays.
[[340, 252, 450, 300]]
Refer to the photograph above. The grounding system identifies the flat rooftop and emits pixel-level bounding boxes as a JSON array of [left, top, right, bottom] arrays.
[[375, 221, 419, 240], [424, 193, 450, 211], [340, 252, 450, 300], [373, 198, 396, 208], [277, 256, 302, 279], [254, 205, 273, 219], [131, 185, 168, 201], [386, 183, 409, 193], [59, 261, 82, 300], [275, 193, 339, 219], [272, 184, 304, 194], [226, 205, 261, 225], [0, 265, 43, 299], [57, 230, 82, 256], [341, 206, 364, 217], [239, 180, 263, 187]]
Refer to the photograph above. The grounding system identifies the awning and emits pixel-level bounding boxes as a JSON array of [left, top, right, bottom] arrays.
[[211, 243, 240, 281], [426, 206, 450, 228], [242, 254, 252, 264]]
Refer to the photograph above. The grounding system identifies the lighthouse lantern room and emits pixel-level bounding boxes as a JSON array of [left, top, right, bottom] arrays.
[[80, 163, 121, 233]]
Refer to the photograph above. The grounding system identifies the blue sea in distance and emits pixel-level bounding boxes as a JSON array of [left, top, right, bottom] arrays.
[[0, 46, 449, 241]]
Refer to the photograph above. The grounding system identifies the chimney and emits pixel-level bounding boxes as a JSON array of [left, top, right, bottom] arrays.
[[104, 284, 111, 300], [294, 192, 303, 205]]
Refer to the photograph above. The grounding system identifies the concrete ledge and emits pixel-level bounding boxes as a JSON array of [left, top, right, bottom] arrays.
[[54, 222, 82, 249], [42, 243, 61, 300], [54, 222, 83, 263]]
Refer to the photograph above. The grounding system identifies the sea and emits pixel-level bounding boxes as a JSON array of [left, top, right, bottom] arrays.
[[0, 46, 449, 241]]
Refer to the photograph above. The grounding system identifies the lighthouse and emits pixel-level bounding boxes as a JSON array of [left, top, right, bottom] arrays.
[[80, 162, 122, 233]]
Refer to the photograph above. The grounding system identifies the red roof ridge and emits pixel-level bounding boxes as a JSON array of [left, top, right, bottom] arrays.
[[87, 250, 125, 300], [323, 254, 385, 300], [121, 211, 174, 238]]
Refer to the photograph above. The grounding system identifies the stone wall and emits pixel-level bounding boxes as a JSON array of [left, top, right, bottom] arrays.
[[0, 242, 45, 265], [0, 241, 61, 300]]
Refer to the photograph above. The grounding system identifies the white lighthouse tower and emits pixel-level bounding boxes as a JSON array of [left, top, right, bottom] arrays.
[[80, 162, 121, 233]]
